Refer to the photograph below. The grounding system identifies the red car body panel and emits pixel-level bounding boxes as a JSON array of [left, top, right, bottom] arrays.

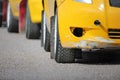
[[2, 0, 7, 22], [19, 0, 27, 32]]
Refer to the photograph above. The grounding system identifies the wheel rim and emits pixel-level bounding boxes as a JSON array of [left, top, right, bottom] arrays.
[[43, 11, 46, 47], [7, 3, 10, 28], [54, 14, 58, 56]]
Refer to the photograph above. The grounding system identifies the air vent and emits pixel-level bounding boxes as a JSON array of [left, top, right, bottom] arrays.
[[108, 29, 120, 39]]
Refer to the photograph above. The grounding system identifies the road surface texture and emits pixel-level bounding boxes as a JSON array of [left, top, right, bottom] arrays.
[[0, 27, 120, 80]]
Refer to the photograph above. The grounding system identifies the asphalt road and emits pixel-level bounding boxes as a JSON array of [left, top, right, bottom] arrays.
[[0, 27, 120, 80]]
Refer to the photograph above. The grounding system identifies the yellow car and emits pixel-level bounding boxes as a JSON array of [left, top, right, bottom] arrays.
[[6, 0, 43, 37], [42, 0, 120, 63], [6, 0, 21, 32], [25, 0, 43, 39]]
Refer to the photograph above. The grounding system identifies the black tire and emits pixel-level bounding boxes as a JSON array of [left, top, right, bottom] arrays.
[[50, 14, 75, 63], [7, 3, 18, 32], [41, 11, 50, 52], [74, 49, 82, 59], [0, 15, 2, 27], [26, 5, 40, 39]]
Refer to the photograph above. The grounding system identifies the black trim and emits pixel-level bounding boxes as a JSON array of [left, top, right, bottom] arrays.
[[42, 0, 44, 8]]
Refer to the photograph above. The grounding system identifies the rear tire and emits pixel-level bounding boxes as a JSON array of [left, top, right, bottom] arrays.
[[26, 5, 40, 39], [50, 14, 75, 63], [41, 11, 50, 52], [7, 3, 18, 32]]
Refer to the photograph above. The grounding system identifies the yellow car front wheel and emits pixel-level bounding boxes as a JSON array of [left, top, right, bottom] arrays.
[[26, 5, 40, 39], [41, 11, 50, 52], [50, 12, 75, 63], [7, 3, 18, 33]]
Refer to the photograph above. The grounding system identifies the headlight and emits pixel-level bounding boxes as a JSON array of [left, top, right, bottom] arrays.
[[74, 0, 92, 4]]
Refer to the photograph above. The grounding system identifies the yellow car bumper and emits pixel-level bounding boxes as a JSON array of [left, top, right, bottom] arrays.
[[58, 0, 120, 49]]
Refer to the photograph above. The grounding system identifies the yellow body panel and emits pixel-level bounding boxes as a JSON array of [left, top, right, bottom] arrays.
[[44, 0, 54, 29], [45, 0, 120, 49], [28, 0, 43, 23], [9, 0, 21, 17]]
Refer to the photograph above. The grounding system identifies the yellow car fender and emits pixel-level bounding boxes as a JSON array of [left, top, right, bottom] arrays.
[[28, 0, 43, 23], [9, 0, 21, 18], [44, 0, 120, 49]]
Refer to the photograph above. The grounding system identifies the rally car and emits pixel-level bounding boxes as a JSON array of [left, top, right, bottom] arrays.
[[6, 0, 43, 39], [42, 0, 120, 63]]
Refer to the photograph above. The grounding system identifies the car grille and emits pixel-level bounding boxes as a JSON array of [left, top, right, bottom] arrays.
[[108, 29, 120, 39]]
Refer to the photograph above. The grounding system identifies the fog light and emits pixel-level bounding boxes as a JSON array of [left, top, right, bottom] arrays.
[[70, 27, 83, 37]]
